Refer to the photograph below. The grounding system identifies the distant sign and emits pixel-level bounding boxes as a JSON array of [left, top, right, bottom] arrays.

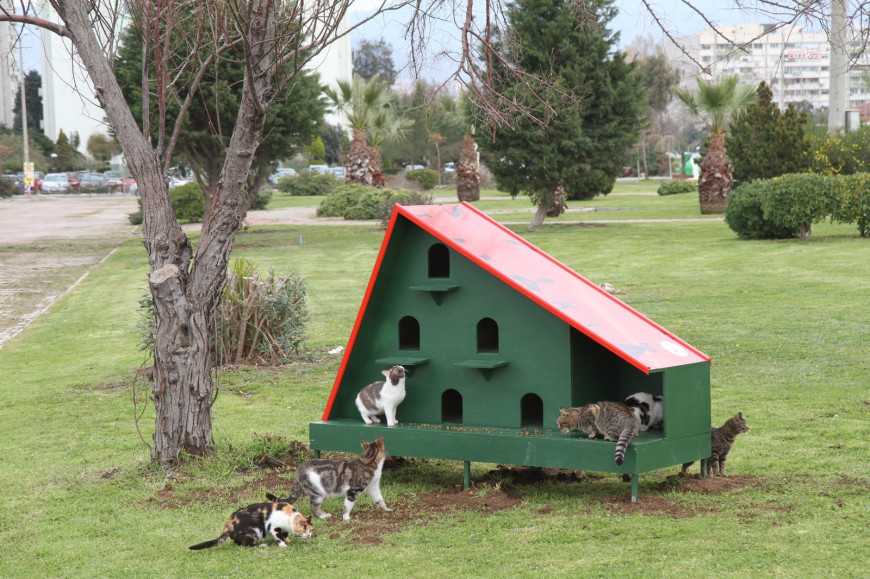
[[786, 48, 823, 60], [24, 162, 34, 188]]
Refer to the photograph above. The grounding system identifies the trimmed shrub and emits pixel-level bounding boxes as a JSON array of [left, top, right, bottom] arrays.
[[129, 198, 143, 225], [277, 171, 340, 196], [725, 180, 798, 239], [759, 173, 838, 241], [405, 168, 438, 190], [248, 189, 272, 210], [318, 185, 433, 222], [0, 176, 15, 198], [170, 182, 205, 223], [832, 173, 870, 237], [657, 179, 697, 196]]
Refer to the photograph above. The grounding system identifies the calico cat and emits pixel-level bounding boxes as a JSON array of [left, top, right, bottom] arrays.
[[624, 392, 664, 431], [287, 435, 391, 520], [557, 402, 641, 465], [681, 412, 749, 477], [355, 365, 407, 427], [189, 495, 313, 550]]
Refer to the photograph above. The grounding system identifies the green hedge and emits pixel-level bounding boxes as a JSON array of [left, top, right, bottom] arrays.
[[657, 179, 697, 196], [277, 171, 340, 196], [405, 169, 438, 190], [317, 185, 433, 223], [725, 172, 868, 240]]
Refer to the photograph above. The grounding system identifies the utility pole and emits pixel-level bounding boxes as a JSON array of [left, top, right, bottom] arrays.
[[828, 0, 849, 132], [18, 27, 29, 164]]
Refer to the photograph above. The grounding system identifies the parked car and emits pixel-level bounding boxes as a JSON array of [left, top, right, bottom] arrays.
[[306, 164, 331, 174], [65, 172, 81, 190], [268, 167, 296, 185], [79, 172, 107, 192], [329, 167, 345, 179], [442, 162, 456, 174], [102, 170, 125, 191], [41, 172, 72, 193], [404, 164, 425, 171]]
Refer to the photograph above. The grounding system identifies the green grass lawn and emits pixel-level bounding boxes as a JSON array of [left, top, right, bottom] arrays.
[[0, 196, 867, 576]]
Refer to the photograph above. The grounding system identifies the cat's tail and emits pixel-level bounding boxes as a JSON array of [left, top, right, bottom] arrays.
[[614, 428, 636, 465], [189, 537, 223, 550]]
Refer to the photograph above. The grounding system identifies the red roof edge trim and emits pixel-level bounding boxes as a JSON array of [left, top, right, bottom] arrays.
[[321, 204, 403, 420]]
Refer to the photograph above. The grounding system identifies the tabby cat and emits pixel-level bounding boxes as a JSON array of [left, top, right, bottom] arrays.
[[287, 435, 391, 520], [189, 495, 313, 550], [355, 365, 407, 427], [557, 402, 641, 465], [681, 412, 749, 477], [624, 392, 664, 431]]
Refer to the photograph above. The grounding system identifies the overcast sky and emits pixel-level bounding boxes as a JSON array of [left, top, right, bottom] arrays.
[[350, 0, 774, 82]]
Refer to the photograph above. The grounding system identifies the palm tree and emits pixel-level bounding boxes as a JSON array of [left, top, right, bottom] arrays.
[[325, 74, 406, 186], [675, 75, 755, 213]]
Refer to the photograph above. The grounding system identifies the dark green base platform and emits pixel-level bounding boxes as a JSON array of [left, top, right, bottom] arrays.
[[309, 419, 710, 502]]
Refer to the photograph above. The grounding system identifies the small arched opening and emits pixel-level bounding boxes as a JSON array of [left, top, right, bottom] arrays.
[[428, 243, 450, 278], [476, 317, 499, 353], [398, 316, 420, 350], [521, 393, 544, 428], [442, 389, 463, 424]]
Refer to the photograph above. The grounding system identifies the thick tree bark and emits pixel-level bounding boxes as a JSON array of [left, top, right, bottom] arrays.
[[55, 0, 277, 467]]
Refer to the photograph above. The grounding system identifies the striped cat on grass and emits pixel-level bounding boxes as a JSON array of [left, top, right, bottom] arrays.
[[557, 401, 641, 465], [681, 412, 749, 477]]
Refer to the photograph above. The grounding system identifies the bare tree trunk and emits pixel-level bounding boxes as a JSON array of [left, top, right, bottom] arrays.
[[456, 135, 480, 202]]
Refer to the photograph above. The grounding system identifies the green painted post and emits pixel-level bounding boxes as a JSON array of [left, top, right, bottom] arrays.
[[701, 458, 708, 477], [314, 450, 320, 459], [464, 461, 471, 490], [631, 474, 638, 503]]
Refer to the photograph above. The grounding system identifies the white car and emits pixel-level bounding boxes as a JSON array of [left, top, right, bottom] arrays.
[[42, 173, 71, 193], [269, 168, 296, 185], [404, 164, 425, 171]]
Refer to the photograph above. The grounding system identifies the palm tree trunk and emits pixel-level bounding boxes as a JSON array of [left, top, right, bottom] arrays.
[[698, 132, 733, 214], [345, 128, 373, 185], [456, 135, 480, 202]]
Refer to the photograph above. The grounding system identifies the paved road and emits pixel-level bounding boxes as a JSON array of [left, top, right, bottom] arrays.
[[0, 194, 139, 349]]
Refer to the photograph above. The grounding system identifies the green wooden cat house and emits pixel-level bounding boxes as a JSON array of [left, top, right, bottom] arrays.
[[309, 203, 711, 501]]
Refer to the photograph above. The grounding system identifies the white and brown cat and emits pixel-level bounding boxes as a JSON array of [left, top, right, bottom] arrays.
[[355, 365, 407, 427], [285, 435, 391, 520]]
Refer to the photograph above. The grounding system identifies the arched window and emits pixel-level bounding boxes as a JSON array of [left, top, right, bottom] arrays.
[[521, 393, 543, 428], [428, 243, 450, 278], [442, 389, 463, 424], [398, 316, 420, 350], [476, 317, 499, 353]]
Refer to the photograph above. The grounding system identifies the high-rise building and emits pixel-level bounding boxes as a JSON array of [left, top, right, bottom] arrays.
[[666, 23, 870, 113]]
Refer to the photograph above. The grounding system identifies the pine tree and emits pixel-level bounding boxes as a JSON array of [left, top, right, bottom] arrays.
[[479, 0, 646, 226], [726, 82, 809, 184]]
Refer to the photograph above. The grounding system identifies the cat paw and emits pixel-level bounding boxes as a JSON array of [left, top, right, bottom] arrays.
[[278, 542, 287, 548], [317, 513, 333, 519], [342, 514, 351, 521], [371, 417, 381, 423], [387, 421, 398, 427]]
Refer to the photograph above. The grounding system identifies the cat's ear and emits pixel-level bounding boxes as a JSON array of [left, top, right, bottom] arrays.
[[737, 412, 743, 418], [360, 440, 371, 451]]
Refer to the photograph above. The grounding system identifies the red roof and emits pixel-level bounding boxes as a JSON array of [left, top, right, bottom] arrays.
[[394, 203, 709, 373]]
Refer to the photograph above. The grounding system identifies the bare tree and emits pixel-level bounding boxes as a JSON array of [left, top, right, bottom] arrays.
[[0, 0, 565, 468]]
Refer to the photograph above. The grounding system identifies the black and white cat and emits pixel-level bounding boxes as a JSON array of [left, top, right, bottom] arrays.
[[355, 365, 407, 427], [624, 392, 663, 431]]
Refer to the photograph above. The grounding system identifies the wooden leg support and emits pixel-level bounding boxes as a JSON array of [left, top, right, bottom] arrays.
[[701, 458, 708, 478], [464, 461, 471, 490], [631, 474, 638, 503], [314, 450, 320, 459]]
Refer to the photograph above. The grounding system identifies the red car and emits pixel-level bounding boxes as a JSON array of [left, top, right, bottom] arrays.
[[65, 172, 81, 190]]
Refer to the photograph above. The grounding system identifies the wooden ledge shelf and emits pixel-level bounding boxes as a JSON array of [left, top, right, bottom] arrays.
[[409, 282, 459, 305], [374, 357, 430, 366], [454, 358, 508, 381]]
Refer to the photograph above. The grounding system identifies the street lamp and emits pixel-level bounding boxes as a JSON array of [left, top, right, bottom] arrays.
[[18, 27, 29, 166]]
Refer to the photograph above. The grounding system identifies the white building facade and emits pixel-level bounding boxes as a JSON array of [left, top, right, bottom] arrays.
[[669, 23, 870, 112]]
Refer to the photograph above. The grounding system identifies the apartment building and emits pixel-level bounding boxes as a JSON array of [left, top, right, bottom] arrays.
[[668, 23, 870, 112]]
